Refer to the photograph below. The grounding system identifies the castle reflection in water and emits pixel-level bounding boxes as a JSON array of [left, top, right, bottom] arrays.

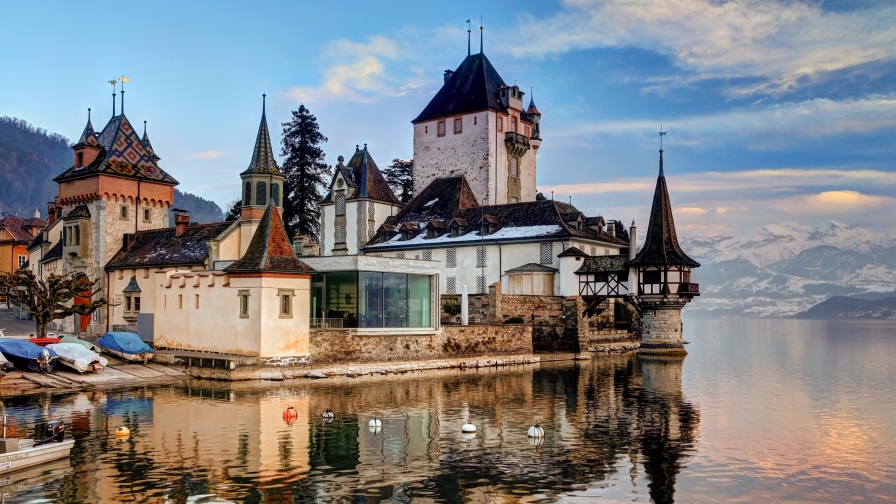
[[4, 354, 699, 503]]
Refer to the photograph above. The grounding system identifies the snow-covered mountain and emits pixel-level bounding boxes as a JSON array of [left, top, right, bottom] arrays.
[[680, 221, 896, 317]]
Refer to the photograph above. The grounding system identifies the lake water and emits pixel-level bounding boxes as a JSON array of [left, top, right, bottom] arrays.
[[2, 318, 895, 503]]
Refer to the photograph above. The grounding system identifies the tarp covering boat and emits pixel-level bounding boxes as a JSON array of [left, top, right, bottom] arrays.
[[0, 339, 58, 371], [0, 351, 14, 372], [98, 332, 153, 359], [45, 343, 108, 373], [59, 335, 102, 354]]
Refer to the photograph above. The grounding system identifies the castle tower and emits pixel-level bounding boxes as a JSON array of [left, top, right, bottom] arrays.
[[629, 147, 700, 354], [53, 104, 178, 333], [412, 45, 540, 205], [239, 95, 285, 253]]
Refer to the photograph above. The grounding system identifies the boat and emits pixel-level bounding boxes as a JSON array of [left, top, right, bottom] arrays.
[[59, 334, 103, 354], [28, 336, 61, 346], [98, 332, 153, 363], [0, 352, 13, 373], [0, 418, 74, 477], [45, 343, 107, 373], [0, 339, 57, 372]]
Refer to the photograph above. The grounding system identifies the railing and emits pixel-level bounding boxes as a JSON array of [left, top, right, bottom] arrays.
[[679, 283, 700, 296], [310, 318, 345, 329]]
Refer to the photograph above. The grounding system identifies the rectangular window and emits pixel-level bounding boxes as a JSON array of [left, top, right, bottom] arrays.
[[335, 194, 345, 216], [510, 197, 518, 204], [368, 222, 375, 238], [498, 117, 504, 132], [407, 274, 431, 328], [120, 205, 128, 220], [194, 294, 199, 309], [605, 248, 611, 256], [335, 225, 346, 243], [143, 208, 151, 222], [446, 276, 457, 294], [125, 296, 132, 312], [17, 255, 26, 268], [540, 243, 553, 265], [422, 250, 432, 261], [594, 273, 609, 283], [509, 156, 519, 178], [476, 247, 487, 268], [134, 296, 141, 312], [437, 120, 446, 137], [396, 252, 405, 259], [73, 225, 79, 245], [358, 272, 383, 328], [454, 117, 463, 134], [525, 125, 530, 137], [326, 271, 358, 327], [643, 270, 662, 284], [446, 248, 457, 268], [511, 116, 517, 133], [239, 290, 250, 318], [476, 275, 487, 294], [178, 295, 183, 309], [279, 290, 293, 318], [591, 245, 596, 256]]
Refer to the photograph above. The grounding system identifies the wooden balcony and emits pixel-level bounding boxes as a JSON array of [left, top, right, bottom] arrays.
[[679, 283, 700, 296]]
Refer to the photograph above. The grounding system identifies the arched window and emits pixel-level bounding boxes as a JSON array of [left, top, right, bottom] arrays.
[[76, 152, 84, 168], [271, 183, 280, 206], [256, 182, 267, 205], [244, 182, 251, 206]]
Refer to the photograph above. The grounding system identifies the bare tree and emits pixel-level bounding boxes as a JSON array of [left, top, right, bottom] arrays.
[[0, 269, 108, 338]]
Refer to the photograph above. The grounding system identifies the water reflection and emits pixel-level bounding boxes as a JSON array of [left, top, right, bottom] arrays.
[[1, 353, 698, 503]]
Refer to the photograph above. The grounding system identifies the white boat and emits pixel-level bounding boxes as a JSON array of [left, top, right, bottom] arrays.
[[0, 420, 74, 476], [45, 343, 107, 373]]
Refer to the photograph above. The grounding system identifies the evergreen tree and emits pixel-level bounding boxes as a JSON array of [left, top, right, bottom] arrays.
[[280, 105, 331, 241], [383, 158, 414, 203], [535, 191, 547, 201], [614, 220, 630, 242], [225, 199, 241, 221]]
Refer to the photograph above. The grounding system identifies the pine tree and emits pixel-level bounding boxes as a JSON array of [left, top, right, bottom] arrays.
[[382, 158, 414, 203], [280, 105, 331, 241], [614, 220, 630, 242]]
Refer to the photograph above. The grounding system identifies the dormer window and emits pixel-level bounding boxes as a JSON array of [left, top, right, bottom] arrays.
[[401, 230, 410, 240], [481, 223, 489, 235], [76, 152, 83, 168], [427, 228, 435, 239], [451, 226, 459, 238]]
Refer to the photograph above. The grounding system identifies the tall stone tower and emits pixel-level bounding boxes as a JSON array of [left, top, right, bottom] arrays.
[[238, 95, 285, 254], [53, 105, 178, 333], [412, 47, 541, 205], [629, 148, 700, 354]]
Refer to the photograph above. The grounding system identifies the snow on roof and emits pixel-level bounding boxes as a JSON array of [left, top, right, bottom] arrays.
[[366, 224, 565, 249], [423, 198, 439, 207]]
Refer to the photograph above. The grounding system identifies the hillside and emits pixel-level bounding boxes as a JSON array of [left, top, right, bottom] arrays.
[[0, 116, 223, 224], [681, 221, 896, 318], [793, 296, 896, 320]]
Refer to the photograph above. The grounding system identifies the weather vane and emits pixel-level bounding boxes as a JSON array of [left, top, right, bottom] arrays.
[[659, 124, 668, 150]]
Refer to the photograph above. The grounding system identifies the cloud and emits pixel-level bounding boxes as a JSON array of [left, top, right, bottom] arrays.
[[507, 0, 896, 96], [285, 35, 431, 104], [554, 95, 896, 149], [190, 150, 222, 159], [778, 190, 896, 213]]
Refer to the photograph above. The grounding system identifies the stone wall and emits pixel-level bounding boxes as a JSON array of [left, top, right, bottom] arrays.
[[309, 324, 532, 364], [636, 296, 688, 354]]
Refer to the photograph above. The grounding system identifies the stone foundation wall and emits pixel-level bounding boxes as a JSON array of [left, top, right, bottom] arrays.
[[635, 296, 688, 353], [309, 325, 533, 364]]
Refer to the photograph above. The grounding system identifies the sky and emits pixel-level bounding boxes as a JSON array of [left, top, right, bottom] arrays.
[[2, 0, 895, 238]]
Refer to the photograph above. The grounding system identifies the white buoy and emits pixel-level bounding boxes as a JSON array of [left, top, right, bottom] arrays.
[[322, 409, 335, 420], [527, 424, 545, 438], [528, 436, 544, 448], [368, 418, 382, 428], [461, 423, 476, 433], [462, 432, 476, 441]]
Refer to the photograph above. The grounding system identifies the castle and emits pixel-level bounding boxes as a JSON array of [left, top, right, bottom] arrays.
[[27, 40, 699, 359]]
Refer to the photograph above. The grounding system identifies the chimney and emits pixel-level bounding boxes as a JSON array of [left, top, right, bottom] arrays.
[[608, 220, 616, 237], [54, 197, 62, 222], [173, 208, 190, 237], [123, 233, 137, 250], [33, 208, 40, 219], [629, 219, 637, 261], [47, 202, 57, 226], [443, 69, 454, 84]]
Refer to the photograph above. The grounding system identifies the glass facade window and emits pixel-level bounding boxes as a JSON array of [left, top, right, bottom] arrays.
[[325, 271, 358, 327], [359, 272, 383, 328], [316, 271, 431, 329], [407, 274, 430, 328], [256, 182, 267, 205]]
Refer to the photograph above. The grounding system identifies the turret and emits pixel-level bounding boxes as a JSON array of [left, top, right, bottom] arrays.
[[239, 94, 284, 222]]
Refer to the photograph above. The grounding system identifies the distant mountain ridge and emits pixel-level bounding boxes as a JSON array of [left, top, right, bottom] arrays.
[[793, 296, 896, 319], [681, 221, 896, 318], [0, 116, 224, 224]]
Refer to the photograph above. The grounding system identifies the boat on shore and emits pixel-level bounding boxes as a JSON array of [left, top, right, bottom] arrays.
[[0, 339, 57, 372], [59, 335, 103, 354], [98, 332, 153, 363], [0, 418, 74, 477], [46, 343, 107, 373]]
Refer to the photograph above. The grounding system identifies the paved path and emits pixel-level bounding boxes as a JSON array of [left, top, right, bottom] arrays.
[[0, 305, 36, 337]]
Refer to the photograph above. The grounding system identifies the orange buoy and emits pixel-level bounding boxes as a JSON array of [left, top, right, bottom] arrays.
[[282, 406, 298, 424]]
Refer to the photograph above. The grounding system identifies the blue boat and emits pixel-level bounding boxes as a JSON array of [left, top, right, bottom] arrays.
[[0, 339, 58, 372], [98, 332, 154, 363]]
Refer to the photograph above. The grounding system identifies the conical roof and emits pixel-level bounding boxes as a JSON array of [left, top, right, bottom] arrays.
[[241, 101, 281, 176], [75, 111, 98, 147], [142, 122, 159, 161], [630, 150, 700, 267], [413, 52, 508, 123], [527, 97, 541, 116], [224, 202, 314, 274]]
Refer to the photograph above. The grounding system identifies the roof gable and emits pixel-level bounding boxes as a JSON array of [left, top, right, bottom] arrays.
[[413, 53, 508, 123], [224, 202, 314, 274], [105, 221, 232, 269]]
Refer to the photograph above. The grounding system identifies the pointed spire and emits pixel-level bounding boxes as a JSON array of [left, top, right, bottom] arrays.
[[630, 145, 699, 268], [467, 19, 472, 56], [480, 18, 484, 54], [224, 201, 314, 274], [142, 120, 159, 161], [241, 94, 281, 176], [526, 92, 541, 116], [358, 144, 369, 199], [76, 109, 96, 145]]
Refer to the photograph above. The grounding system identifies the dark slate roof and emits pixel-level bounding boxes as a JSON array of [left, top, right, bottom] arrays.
[[240, 105, 281, 176], [106, 221, 232, 269], [224, 202, 314, 274], [322, 147, 400, 204], [27, 232, 44, 251], [55, 114, 178, 185], [122, 276, 142, 293], [575, 255, 629, 274], [413, 53, 508, 123], [558, 246, 589, 258], [142, 122, 160, 161], [75, 113, 97, 146], [526, 97, 541, 116], [0, 216, 45, 243], [630, 150, 700, 267], [365, 176, 628, 249], [584, 216, 604, 227], [39, 241, 63, 264], [505, 263, 558, 273], [64, 205, 91, 219]]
